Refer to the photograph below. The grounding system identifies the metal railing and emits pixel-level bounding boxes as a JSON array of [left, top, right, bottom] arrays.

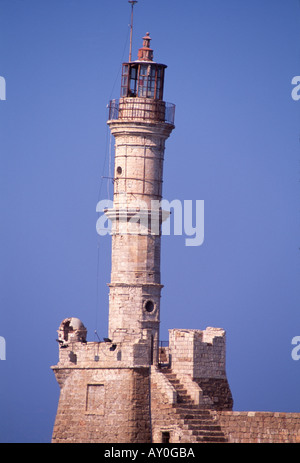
[[108, 98, 175, 125], [159, 341, 169, 348]]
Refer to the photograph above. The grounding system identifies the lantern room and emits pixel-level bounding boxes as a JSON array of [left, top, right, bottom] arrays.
[[120, 33, 166, 100]]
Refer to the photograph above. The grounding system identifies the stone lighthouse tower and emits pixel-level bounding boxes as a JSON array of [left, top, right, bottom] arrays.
[[51, 33, 176, 444], [51, 15, 300, 445], [51, 31, 234, 445], [105, 32, 175, 364]]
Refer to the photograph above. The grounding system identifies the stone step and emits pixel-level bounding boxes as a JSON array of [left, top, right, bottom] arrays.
[[160, 368, 228, 443], [175, 388, 188, 394], [181, 422, 221, 432], [177, 393, 189, 398], [171, 383, 186, 389], [173, 389, 191, 398], [163, 373, 195, 405], [192, 429, 225, 437], [196, 435, 228, 443], [179, 413, 216, 421], [162, 368, 227, 443], [177, 394, 190, 399], [175, 407, 212, 415], [179, 422, 227, 443], [177, 398, 192, 404], [166, 378, 180, 384], [166, 382, 190, 392], [177, 414, 214, 422], [164, 373, 179, 383], [179, 415, 213, 420], [186, 422, 222, 430], [184, 420, 217, 431]]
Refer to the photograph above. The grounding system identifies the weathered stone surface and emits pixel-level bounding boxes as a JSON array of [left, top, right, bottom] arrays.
[[106, 115, 174, 361], [52, 361, 151, 443], [169, 328, 228, 379], [216, 411, 300, 443], [51, 328, 300, 443]]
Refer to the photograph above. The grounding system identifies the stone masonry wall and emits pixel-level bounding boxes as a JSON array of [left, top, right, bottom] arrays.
[[55, 338, 151, 369], [52, 363, 151, 443], [52, 335, 300, 443], [194, 377, 233, 411], [51, 335, 153, 443], [168, 328, 233, 410], [217, 411, 300, 443], [169, 328, 227, 379], [106, 119, 174, 353]]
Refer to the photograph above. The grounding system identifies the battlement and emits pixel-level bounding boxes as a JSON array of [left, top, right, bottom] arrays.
[[53, 322, 229, 378], [169, 327, 227, 379], [52, 317, 154, 375], [53, 338, 153, 373]]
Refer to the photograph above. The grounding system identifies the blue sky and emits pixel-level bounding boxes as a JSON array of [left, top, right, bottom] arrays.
[[0, 0, 299, 443]]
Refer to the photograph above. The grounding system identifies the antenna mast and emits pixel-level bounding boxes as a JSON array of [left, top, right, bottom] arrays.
[[128, 1, 138, 62]]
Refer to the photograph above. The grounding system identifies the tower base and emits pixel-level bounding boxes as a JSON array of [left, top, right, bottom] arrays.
[[51, 323, 300, 443]]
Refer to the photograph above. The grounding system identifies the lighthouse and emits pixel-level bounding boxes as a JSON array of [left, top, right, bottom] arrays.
[[51, 29, 234, 445], [105, 32, 175, 364], [50, 3, 300, 442], [51, 33, 176, 444]]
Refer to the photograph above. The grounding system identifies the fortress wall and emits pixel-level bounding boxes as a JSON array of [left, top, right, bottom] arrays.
[[217, 411, 300, 443]]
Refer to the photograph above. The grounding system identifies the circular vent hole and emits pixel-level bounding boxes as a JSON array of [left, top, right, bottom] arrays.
[[116, 166, 122, 175], [145, 300, 155, 313]]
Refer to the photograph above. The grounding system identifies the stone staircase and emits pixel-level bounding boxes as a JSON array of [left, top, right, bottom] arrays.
[[162, 368, 227, 443]]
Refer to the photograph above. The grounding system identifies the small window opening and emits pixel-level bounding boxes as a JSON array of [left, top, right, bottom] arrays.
[[116, 166, 122, 175], [162, 432, 170, 443], [69, 351, 77, 364], [145, 300, 154, 313], [63, 320, 70, 341]]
